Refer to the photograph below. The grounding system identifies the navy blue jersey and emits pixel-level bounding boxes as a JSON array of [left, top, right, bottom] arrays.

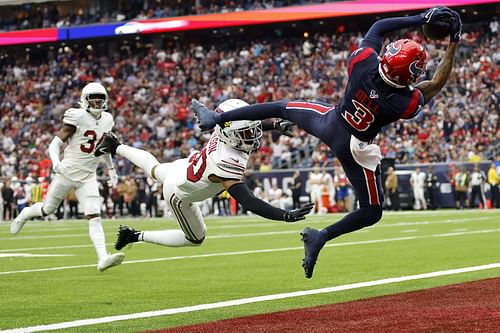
[[337, 47, 424, 141]]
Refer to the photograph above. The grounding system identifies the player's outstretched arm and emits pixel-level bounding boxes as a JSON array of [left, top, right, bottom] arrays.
[[361, 7, 453, 53], [191, 99, 288, 131], [223, 180, 314, 222], [416, 11, 461, 104], [262, 120, 295, 137]]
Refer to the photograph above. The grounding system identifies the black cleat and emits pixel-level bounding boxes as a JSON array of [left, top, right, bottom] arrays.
[[189, 99, 218, 131], [115, 225, 141, 250], [94, 132, 121, 157], [301, 227, 326, 279]]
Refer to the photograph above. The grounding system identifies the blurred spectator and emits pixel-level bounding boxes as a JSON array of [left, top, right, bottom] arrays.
[[291, 170, 302, 209], [469, 164, 486, 208], [385, 166, 399, 211], [488, 161, 499, 208], [2, 180, 15, 220], [425, 165, 439, 210], [307, 166, 323, 213], [454, 167, 470, 209], [410, 167, 427, 210]]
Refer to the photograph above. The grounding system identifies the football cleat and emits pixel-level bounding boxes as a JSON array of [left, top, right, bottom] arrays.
[[115, 225, 141, 250], [190, 99, 218, 131], [10, 215, 27, 235], [301, 227, 327, 279], [94, 132, 121, 157], [97, 252, 125, 272]]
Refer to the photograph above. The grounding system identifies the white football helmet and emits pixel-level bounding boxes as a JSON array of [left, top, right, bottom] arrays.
[[79, 82, 108, 117], [214, 99, 262, 153]]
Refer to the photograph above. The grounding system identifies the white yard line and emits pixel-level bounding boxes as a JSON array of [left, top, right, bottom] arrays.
[[1, 215, 496, 243], [2, 262, 500, 333], [1, 228, 500, 275]]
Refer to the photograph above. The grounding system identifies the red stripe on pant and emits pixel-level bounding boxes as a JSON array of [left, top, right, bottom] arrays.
[[363, 168, 380, 205], [286, 101, 332, 114]]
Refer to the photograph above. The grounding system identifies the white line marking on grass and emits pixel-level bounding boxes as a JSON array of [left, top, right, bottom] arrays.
[[401, 229, 419, 233], [1, 228, 500, 276], [3, 262, 500, 333], [0, 253, 74, 258]]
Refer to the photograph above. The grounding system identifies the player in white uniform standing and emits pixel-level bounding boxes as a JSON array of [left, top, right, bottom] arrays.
[[10, 82, 125, 272], [93, 99, 314, 250]]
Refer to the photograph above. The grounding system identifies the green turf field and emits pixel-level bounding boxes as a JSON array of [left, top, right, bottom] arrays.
[[1, 209, 499, 332]]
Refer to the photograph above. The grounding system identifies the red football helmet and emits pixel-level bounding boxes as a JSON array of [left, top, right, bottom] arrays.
[[379, 39, 428, 88]]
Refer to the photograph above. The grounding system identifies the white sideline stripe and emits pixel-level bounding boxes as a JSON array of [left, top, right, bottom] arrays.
[[3, 263, 500, 333], [1, 228, 500, 275]]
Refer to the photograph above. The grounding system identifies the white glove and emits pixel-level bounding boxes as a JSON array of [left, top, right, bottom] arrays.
[[52, 161, 62, 174], [108, 169, 119, 187]]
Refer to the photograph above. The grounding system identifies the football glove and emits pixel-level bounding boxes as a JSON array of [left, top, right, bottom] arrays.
[[421, 6, 453, 27], [449, 10, 462, 42], [283, 203, 315, 222], [275, 120, 295, 137]]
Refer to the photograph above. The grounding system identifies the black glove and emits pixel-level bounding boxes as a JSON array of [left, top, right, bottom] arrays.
[[274, 120, 295, 137], [421, 6, 453, 27], [449, 10, 462, 42], [283, 203, 314, 222]]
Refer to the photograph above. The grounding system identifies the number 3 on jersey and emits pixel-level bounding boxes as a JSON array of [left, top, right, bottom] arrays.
[[342, 100, 375, 131], [187, 148, 207, 182]]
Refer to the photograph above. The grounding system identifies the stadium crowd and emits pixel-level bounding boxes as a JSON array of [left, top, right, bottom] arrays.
[[0, 0, 334, 31], [0, 17, 498, 219]]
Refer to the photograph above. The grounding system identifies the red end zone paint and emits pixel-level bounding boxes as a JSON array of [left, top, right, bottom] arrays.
[[148, 277, 500, 333]]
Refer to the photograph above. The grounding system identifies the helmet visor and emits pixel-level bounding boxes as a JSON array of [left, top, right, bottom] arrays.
[[87, 94, 106, 110]]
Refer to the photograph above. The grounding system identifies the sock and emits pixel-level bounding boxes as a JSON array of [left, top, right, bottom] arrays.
[[116, 145, 160, 179], [323, 206, 383, 240], [88, 217, 108, 261], [141, 230, 192, 247], [19, 202, 44, 220]]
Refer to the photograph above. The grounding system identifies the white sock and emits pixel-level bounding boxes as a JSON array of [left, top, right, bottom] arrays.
[[19, 202, 44, 220], [141, 230, 193, 247], [116, 145, 160, 179], [88, 217, 108, 261]]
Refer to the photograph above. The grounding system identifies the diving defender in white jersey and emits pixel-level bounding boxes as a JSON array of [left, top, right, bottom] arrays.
[[93, 99, 314, 250]]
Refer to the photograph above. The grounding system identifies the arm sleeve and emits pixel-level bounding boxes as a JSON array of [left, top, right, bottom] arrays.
[[48, 136, 64, 166], [216, 101, 289, 124], [361, 15, 423, 53], [228, 182, 286, 221], [262, 120, 275, 131], [102, 153, 115, 169]]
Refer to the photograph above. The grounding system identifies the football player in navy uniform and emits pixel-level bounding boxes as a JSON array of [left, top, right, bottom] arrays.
[[191, 7, 462, 278]]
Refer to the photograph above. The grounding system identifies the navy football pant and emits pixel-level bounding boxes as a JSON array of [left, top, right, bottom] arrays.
[[225, 100, 385, 240]]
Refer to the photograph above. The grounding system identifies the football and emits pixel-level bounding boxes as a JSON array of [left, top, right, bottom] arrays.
[[422, 23, 450, 40]]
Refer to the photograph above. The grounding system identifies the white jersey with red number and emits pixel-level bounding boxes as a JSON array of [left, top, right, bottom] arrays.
[[60, 108, 114, 182], [169, 133, 249, 202]]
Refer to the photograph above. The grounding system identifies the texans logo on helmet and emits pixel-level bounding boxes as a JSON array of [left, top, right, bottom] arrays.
[[386, 43, 401, 56], [409, 60, 425, 76]]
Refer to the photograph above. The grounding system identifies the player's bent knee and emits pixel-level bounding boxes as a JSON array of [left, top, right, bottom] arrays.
[[367, 205, 383, 225], [185, 236, 205, 246]]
